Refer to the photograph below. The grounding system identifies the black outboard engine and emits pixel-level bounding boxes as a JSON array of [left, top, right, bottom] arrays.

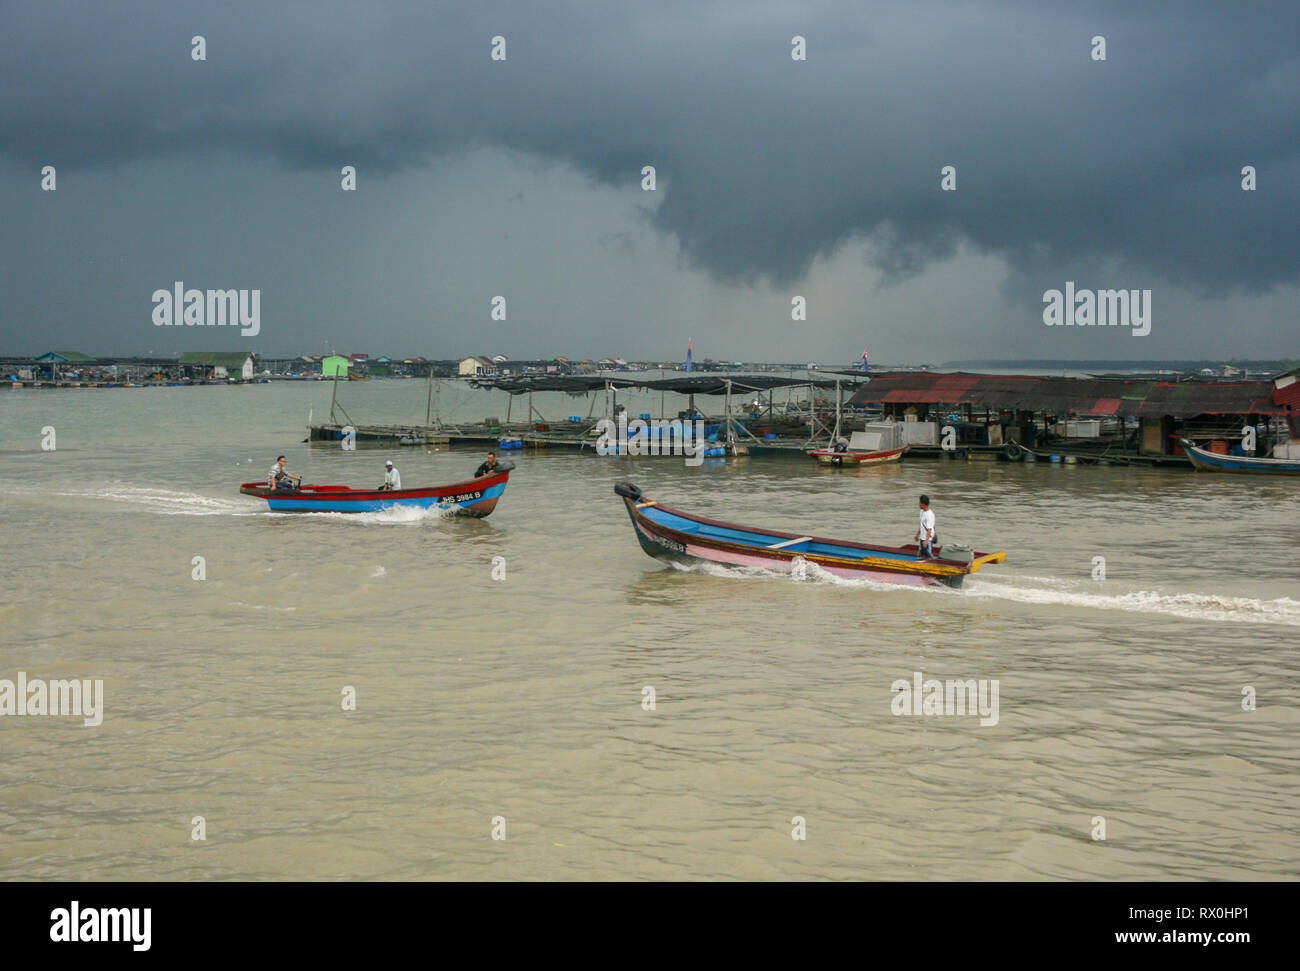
[[614, 481, 642, 501]]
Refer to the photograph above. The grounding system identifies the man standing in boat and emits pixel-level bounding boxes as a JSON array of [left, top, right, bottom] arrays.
[[268, 455, 300, 491], [916, 495, 937, 558], [474, 451, 498, 478], [378, 460, 401, 491]]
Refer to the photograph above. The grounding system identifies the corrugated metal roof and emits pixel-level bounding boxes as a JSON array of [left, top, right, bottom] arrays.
[[178, 352, 253, 367], [849, 372, 1288, 417], [1272, 376, 1300, 409]]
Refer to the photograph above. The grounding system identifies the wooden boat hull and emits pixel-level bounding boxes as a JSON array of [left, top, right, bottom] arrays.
[[1180, 439, 1300, 474], [240, 469, 510, 516], [614, 482, 1005, 589], [807, 444, 908, 466]]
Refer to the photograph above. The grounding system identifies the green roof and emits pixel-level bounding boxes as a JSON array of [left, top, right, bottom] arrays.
[[35, 351, 93, 362], [179, 352, 253, 367]]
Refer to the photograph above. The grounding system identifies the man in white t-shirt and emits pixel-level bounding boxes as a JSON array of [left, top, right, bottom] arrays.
[[915, 494, 937, 558], [378, 460, 401, 491]]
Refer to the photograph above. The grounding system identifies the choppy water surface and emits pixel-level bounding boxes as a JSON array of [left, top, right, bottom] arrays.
[[1, 383, 1297, 879]]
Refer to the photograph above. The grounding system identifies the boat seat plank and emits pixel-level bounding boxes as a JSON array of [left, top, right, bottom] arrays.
[[766, 536, 812, 550]]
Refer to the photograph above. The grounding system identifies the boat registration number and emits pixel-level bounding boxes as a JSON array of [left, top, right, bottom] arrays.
[[652, 533, 686, 554], [442, 490, 483, 503]]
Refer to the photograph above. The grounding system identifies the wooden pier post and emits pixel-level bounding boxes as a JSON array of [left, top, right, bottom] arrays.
[[425, 367, 434, 426], [725, 379, 734, 445], [833, 378, 842, 444]]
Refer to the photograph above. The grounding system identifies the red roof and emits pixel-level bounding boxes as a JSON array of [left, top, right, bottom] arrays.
[[850, 372, 1289, 417], [1273, 377, 1300, 409]]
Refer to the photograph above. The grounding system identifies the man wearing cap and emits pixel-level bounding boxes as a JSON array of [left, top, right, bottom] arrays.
[[378, 460, 401, 491]]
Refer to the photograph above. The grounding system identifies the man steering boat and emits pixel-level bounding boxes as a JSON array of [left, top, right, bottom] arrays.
[[268, 455, 300, 491]]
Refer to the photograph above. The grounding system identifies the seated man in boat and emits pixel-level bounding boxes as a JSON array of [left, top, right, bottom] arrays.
[[915, 494, 937, 558], [378, 460, 401, 491], [268, 455, 300, 491], [474, 451, 498, 478]]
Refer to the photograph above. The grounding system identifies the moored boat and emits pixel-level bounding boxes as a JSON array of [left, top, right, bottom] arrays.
[[1180, 439, 1300, 474], [240, 466, 511, 516], [807, 443, 908, 466], [614, 482, 1005, 588], [808, 426, 908, 466]]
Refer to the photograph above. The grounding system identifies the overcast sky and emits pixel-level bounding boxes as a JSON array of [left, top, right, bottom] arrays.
[[1, 0, 1296, 363]]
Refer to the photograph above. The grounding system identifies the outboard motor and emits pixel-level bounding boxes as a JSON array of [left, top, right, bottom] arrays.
[[614, 481, 643, 501], [493, 459, 517, 472], [943, 542, 974, 564]]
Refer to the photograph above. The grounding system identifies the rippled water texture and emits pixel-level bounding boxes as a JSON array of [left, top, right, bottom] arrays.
[[1, 383, 1297, 879]]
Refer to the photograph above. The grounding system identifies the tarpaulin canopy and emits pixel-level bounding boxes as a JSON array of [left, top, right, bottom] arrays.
[[468, 374, 865, 396]]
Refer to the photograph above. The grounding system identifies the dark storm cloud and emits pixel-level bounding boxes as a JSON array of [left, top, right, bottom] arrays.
[[2, 0, 1297, 295]]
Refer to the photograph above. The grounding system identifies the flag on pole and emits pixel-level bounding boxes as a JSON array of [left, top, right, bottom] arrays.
[[862, 348, 870, 373], [686, 338, 693, 373]]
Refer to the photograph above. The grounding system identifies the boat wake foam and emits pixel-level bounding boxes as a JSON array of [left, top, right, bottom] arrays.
[[53, 486, 260, 516], [667, 558, 1300, 626], [962, 577, 1300, 627], [282, 503, 459, 525], [666, 557, 909, 593], [50, 484, 464, 524]]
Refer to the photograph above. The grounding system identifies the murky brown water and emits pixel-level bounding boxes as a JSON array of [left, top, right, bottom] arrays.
[[1, 382, 1297, 879]]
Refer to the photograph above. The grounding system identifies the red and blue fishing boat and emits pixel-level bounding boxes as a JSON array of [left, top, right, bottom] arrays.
[[614, 482, 1005, 589], [240, 466, 511, 516], [1180, 438, 1300, 474]]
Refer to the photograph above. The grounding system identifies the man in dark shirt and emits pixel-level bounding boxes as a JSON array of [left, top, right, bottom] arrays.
[[474, 452, 498, 478]]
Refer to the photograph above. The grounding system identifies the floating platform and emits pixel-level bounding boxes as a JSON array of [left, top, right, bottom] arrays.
[[307, 422, 1198, 467], [309, 421, 789, 455]]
